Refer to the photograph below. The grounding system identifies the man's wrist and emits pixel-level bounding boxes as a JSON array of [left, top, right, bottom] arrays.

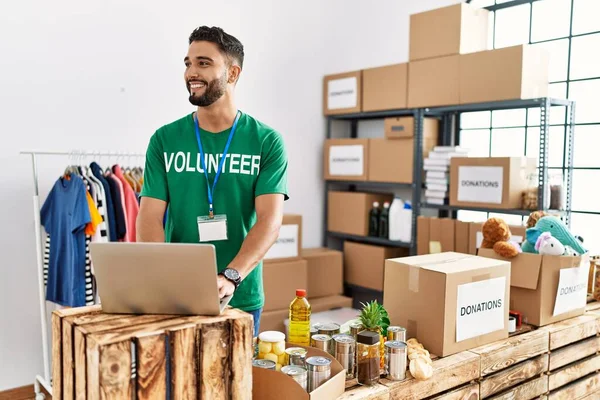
[[220, 267, 242, 289]]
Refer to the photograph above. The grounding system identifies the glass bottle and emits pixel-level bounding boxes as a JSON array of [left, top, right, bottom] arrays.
[[288, 289, 311, 346], [356, 331, 380, 386], [378, 202, 390, 238], [368, 202, 380, 237]]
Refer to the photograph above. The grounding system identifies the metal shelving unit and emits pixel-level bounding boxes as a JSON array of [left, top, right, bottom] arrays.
[[323, 97, 576, 255]]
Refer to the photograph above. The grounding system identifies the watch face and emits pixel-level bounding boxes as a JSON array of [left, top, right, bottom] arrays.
[[225, 268, 240, 281]]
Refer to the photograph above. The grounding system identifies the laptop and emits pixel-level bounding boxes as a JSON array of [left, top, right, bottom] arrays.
[[89, 242, 233, 316]]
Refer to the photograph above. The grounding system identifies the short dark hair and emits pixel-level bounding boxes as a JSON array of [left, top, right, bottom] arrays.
[[188, 26, 244, 69]]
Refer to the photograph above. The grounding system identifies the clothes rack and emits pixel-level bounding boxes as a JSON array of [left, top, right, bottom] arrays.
[[19, 149, 145, 400]]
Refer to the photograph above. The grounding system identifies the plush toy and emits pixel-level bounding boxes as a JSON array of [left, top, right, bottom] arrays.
[[526, 211, 547, 228], [481, 217, 521, 258], [563, 245, 581, 257], [523, 216, 587, 255], [535, 232, 565, 256]]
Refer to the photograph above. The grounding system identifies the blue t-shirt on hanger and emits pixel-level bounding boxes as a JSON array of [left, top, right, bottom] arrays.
[[41, 175, 91, 307]]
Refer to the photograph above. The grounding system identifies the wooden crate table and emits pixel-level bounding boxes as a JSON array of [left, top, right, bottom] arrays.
[[51, 305, 253, 400]]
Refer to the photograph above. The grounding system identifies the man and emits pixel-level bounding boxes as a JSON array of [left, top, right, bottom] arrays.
[[136, 26, 288, 336]]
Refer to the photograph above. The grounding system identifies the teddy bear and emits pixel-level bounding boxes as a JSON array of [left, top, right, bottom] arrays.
[[526, 210, 547, 228], [481, 217, 522, 258]]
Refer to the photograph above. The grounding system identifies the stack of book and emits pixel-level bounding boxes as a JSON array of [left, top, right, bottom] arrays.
[[423, 146, 469, 205]]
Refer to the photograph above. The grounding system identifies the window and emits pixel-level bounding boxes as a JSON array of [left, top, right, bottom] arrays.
[[460, 0, 600, 254]]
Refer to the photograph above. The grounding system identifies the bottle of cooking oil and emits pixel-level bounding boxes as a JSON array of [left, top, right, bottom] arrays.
[[288, 289, 311, 346]]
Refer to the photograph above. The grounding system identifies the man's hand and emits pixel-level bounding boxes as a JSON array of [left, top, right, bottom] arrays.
[[217, 275, 235, 298]]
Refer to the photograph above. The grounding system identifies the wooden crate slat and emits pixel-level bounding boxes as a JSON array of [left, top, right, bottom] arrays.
[[52, 312, 63, 400], [99, 340, 133, 399], [381, 351, 480, 400], [480, 354, 549, 398], [470, 329, 549, 377], [542, 315, 600, 350], [549, 336, 600, 371], [74, 329, 87, 400], [135, 333, 167, 399], [428, 383, 480, 400], [548, 354, 600, 392], [230, 314, 253, 400], [62, 319, 76, 400], [486, 376, 549, 400], [77, 314, 179, 335], [548, 372, 600, 400], [337, 384, 390, 400], [169, 325, 198, 400], [199, 320, 231, 400], [585, 301, 600, 313]]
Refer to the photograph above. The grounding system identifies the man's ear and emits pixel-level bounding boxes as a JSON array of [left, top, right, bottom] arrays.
[[228, 64, 241, 85]]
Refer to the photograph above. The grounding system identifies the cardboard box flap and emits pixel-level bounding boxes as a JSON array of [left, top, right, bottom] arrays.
[[392, 252, 507, 274], [478, 249, 542, 290]]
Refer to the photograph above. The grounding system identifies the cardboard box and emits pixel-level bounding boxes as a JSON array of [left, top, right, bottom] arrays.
[[362, 63, 408, 112], [410, 3, 490, 61], [460, 45, 550, 104], [455, 220, 470, 254], [259, 308, 288, 333], [264, 214, 303, 262], [328, 191, 393, 236], [417, 216, 430, 255], [323, 70, 362, 115], [344, 241, 409, 291], [479, 250, 589, 326], [408, 55, 460, 108], [263, 259, 308, 312], [253, 344, 345, 399], [368, 138, 437, 183], [384, 252, 510, 357], [301, 248, 343, 298], [450, 157, 537, 210], [429, 218, 456, 253], [384, 116, 439, 139], [469, 222, 527, 255], [323, 138, 369, 181]]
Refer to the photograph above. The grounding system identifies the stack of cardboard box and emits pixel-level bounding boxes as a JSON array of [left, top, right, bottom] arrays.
[[260, 215, 352, 333]]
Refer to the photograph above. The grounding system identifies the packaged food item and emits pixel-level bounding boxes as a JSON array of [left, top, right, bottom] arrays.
[[306, 356, 332, 391], [311, 334, 332, 355], [406, 338, 433, 380], [253, 359, 276, 370], [387, 326, 406, 342], [289, 289, 311, 346], [349, 322, 364, 341], [281, 365, 308, 391], [333, 334, 356, 380], [384, 340, 407, 381], [357, 331, 380, 386], [258, 331, 286, 371], [318, 323, 341, 336], [285, 347, 308, 367]]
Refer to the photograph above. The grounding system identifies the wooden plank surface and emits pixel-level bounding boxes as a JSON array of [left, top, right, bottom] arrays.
[[480, 354, 549, 398], [230, 314, 253, 400], [76, 314, 177, 335], [98, 341, 132, 399], [62, 318, 76, 400], [549, 335, 600, 371], [470, 329, 549, 377], [549, 354, 600, 391], [74, 328, 87, 400], [487, 376, 549, 400], [542, 315, 600, 350], [169, 325, 197, 400], [548, 372, 600, 400], [339, 384, 390, 400], [382, 351, 480, 400], [52, 312, 63, 400], [199, 320, 231, 400], [135, 333, 167, 399], [429, 383, 480, 400], [585, 301, 600, 312]]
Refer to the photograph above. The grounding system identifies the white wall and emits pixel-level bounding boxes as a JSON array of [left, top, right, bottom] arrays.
[[0, 0, 458, 390]]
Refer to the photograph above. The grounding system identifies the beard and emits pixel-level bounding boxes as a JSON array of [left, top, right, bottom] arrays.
[[187, 72, 227, 107]]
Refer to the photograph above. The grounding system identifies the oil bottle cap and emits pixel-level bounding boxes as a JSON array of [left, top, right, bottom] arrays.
[[373, 201, 379, 207], [296, 289, 307, 297]]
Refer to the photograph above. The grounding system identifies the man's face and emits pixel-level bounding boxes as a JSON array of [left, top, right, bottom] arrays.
[[184, 41, 229, 107]]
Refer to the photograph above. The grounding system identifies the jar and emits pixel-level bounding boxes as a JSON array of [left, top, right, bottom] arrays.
[[333, 334, 356, 380], [306, 356, 332, 391], [285, 347, 308, 367], [387, 326, 406, 342], [549, 172, 564, 210], [384, 341, 407, 381], [257, 331, 286, 371], [357, 331, 381, 386], [281, 365, 308, 391]]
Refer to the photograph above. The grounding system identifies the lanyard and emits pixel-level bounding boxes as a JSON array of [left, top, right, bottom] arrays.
[[194, 110, 241, 218]]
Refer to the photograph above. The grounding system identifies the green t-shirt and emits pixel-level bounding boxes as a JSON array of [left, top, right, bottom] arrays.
[[140, 111, 288, 311]]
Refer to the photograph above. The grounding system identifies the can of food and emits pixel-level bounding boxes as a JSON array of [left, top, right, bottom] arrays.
[[306, 356, 332, 391], [281, 365, 308, 391], [333, 334, 356, 380], [349, 322, 364, 340], [311, 334, 331, 354], [285, 347, 308, 367], [318, 323, 340, 337], [253, 359, 276, 370], [384, 340, 407, 381], [310, 326, 319, 336], [387, 326, 406, 343]]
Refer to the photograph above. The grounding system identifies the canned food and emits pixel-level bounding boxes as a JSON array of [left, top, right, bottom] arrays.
[[281, 365, 308, 391], [253, 359, 276, 370], [285, 347, 308, 367], [311, 334, 332, 354], [306, 356, 332, 391], [384, 340, 407, 381], [387, 326, 407, 342], [318, 323, 340, 336], [349, 322, 364, 340], [333, 334, 356, 380]]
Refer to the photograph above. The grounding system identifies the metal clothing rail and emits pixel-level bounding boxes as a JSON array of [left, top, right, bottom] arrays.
[[19, 149, 145, 400]]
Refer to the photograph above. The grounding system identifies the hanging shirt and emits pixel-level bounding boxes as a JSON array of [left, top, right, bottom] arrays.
[[85, 191, 102, 236], [86, 172, 109, 243], [90, 162, 117, 242], [104, 172, 127, 240], [41, 175, 91, 307], [113, 165, 140, 242]]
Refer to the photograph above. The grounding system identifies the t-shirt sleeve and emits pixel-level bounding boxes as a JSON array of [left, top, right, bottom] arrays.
[[140, 132, 169, 202], [254, 131, 289, 200], [72, 183, 92, 233], [85, 190, 103, 236], [40, 185, 55, 232]]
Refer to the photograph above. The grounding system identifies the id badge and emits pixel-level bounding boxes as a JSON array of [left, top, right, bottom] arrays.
[[197, 215, 228, 242]]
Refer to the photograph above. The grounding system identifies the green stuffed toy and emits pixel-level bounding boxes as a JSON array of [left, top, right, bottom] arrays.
[[522, 215, 586, 255]]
